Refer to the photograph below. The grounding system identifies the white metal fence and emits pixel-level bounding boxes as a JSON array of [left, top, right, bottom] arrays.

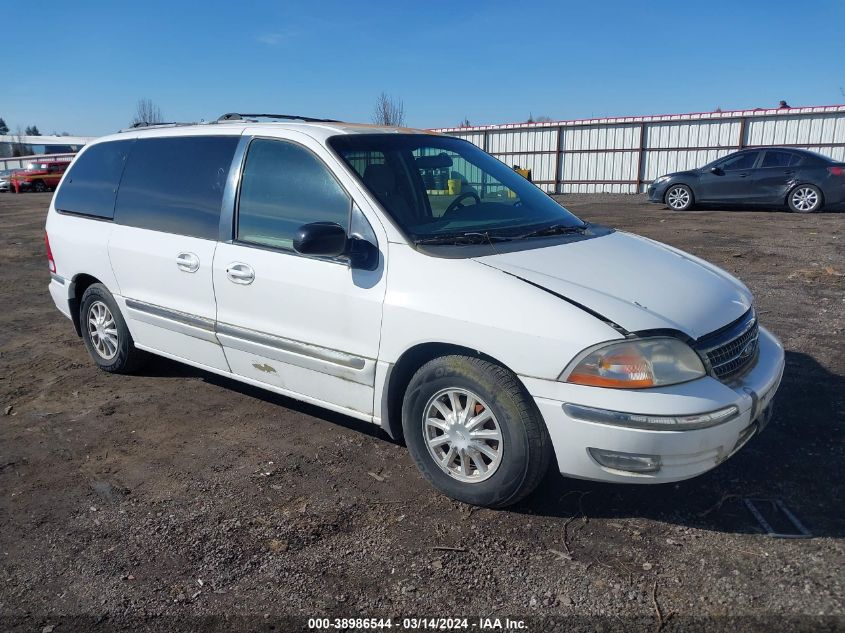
[[433, 104, 845, 193]]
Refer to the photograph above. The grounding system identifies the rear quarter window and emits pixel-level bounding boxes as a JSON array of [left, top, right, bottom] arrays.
[[54, 140, 135, 219], [114, 136, 238, 240]]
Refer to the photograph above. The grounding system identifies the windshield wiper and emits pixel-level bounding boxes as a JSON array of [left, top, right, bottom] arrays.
[[515, 223, 589, 239], [413, 231, 514, 246]]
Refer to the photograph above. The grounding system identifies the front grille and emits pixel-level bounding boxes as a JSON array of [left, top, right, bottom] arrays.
[[696, 309, 759, 381]]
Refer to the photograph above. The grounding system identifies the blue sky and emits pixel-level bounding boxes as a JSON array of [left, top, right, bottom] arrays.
[[3, 0, 844, 136]]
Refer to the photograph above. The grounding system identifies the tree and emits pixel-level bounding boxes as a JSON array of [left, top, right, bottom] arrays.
[[24, 125, 41, 136], [527, 113, 552, 123], [458, 117, 472, 127], [10, 126, 28, 157], [0, 118, 8, 135], [131, 98, 164, 127], [372, 92, 405, 127]]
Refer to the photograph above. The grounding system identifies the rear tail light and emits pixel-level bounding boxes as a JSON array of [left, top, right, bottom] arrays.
[[828, 166, 844, 176], [45, 232, 56, 273]]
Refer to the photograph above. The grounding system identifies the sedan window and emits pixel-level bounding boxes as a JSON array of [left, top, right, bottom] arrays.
[[761, 150, 800, 168], [718, 152, 760, 171]]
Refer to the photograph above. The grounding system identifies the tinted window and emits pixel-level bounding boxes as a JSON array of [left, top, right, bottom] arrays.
[[761, 150, 799, 168], [719, 152, 759, 171], [54, 140, 134, 218], [115, 136, 238, 240], [237, 139, 350, 251]]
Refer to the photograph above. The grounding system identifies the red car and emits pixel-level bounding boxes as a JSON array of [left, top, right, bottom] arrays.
[[11, 160, 69, 193]]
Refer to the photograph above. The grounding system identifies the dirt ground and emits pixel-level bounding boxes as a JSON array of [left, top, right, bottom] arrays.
[[1, 192, 843, 632]]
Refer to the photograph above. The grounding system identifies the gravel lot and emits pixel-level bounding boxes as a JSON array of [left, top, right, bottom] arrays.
[[1, 192, 843, 632]]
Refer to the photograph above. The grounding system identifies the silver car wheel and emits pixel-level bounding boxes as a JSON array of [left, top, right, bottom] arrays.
[[666, 186, 691, 210], [423, 388, 503, 483], [791, 187, 819, 212], [87, 300, 119, 360]]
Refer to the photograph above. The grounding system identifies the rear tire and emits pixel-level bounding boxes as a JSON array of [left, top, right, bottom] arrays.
[[402, 355, 552, 508], [787, 184, 823, 213], [80, 283, 147, 373], [665, 184, 694, 211]]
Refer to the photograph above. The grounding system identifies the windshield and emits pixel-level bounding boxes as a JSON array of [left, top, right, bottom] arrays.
[[329, 134, 583, 241]]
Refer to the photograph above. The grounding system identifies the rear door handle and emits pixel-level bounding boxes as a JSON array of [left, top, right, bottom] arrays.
[[226, 262, 255, 285], [176, 252, 200, 273], [784, 170, 795, 176], [738, 173, 749, 178]]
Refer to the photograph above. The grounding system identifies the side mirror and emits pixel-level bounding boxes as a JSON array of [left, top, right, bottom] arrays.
[[709, 166, 723, 175], [293, 222, 348, 257]]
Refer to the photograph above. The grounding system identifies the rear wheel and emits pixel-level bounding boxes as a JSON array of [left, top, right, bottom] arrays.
[[80, 283, 147, 373], [402, 355, 552, 508], [665, 184, 694, 211], [788, 185, 823, 213]]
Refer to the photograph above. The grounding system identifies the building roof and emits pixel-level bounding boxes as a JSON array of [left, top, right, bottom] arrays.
[[432, 103, 845, 133]]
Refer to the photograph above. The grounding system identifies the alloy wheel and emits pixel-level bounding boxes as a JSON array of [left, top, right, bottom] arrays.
[[791, 187, 819, 212], [87, 300, 119, 360], [666, 186, 691, 210], [423, 388, 503, 483]]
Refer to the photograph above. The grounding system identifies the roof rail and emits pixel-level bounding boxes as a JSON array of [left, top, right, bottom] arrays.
[[217, 112, 340, 123], [119, 121, 198, 132]]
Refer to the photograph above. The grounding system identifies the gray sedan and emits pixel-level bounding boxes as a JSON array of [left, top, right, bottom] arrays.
[[647, 147, 845, 213]]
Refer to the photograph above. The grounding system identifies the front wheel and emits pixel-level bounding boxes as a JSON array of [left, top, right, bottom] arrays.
[[788, 185, 823, 213], [665, 184, 694, 211], [33, 180, 47, 193], [402, 355, 552, 508]]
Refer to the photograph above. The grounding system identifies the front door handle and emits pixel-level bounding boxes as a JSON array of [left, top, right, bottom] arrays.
[[176, 252, 200, 273], [738, 172, 749, 178], [784, 170, 795, 176], [226, 262, 255, 285]]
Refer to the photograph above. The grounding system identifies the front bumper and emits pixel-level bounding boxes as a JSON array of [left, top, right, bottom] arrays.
[[646, 182, 668, 203], [523, 326, 785, 483]]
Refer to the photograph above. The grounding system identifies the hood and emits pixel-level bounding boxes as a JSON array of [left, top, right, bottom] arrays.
[[662, 169, 698, 180], [474, 231, 752, 340]]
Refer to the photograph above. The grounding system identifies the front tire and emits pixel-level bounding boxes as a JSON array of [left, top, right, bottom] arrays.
[[788, 184, 823, 213], [80, 283, 146, 373], [33, 180, 47, 193], [402, 355, 552, 508], [665, 184, 694, 211]]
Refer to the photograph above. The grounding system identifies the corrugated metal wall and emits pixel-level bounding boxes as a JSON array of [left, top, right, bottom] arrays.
[[433, 105, 845, 193]]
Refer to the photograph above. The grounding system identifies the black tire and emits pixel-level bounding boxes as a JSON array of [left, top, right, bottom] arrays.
[[79, 283, 147, 373], [33, 180, 47, 193], [664, 184, 694, 211], [787, 184, 823, 213], [402, 355, 552, 508]]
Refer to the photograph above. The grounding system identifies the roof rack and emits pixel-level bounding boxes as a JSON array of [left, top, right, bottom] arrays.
[[217, 112, 340, 123], [119, 121, 198, 132]]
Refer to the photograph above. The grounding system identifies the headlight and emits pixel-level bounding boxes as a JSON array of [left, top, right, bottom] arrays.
[[654, 175, 671, 184], [560, 338, 705, 388]]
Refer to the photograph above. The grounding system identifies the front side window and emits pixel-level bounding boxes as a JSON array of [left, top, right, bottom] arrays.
[[717, 152, 759, 171], [237, 139, 351, 251], [330, 134, 583, 241]]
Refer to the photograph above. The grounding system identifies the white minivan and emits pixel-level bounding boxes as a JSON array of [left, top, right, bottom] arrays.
[[45, 114, 785, 507]]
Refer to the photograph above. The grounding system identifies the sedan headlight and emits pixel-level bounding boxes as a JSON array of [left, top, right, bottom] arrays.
[[654, 175, 671, 184], [560, 338, 705, 388]]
